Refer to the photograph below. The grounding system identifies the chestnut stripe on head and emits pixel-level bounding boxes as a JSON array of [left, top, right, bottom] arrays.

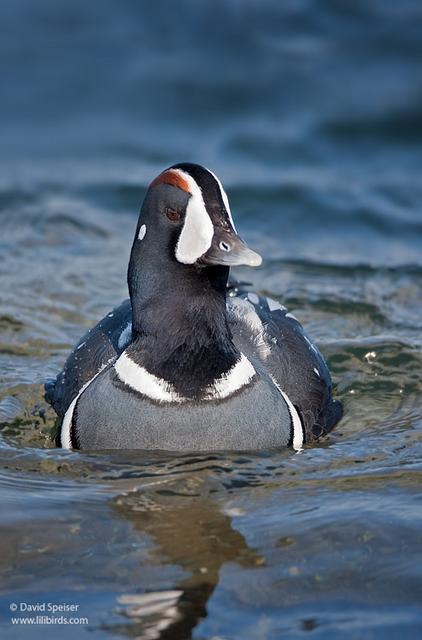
[[150, 169, 190, 193]]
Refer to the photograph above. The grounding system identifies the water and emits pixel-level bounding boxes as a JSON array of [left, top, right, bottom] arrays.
[[0, 1, 421, 638]]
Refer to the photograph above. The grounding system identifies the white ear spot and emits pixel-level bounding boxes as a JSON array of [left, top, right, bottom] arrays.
[[172, 169, 214, 264], [138, 224, 147, 241]]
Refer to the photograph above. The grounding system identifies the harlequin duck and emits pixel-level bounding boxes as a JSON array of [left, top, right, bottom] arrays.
[[45, 163, 342, 450]]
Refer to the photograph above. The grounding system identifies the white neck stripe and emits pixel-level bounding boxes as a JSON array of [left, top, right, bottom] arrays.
[[115, 352, 184, 403], [204, 353, 256, 399], [115, 350, 255, 404]]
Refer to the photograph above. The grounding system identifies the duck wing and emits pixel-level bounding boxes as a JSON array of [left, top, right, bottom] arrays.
[[45, 298, 132, 417], [227, 290, 342, 442]]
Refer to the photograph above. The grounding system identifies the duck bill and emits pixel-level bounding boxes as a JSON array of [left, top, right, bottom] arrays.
[[200, 229, 262, 268]]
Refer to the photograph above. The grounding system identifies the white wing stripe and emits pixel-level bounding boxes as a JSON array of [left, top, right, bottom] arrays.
[[269, 374, 304, 451], [61, 358, 115, 449]]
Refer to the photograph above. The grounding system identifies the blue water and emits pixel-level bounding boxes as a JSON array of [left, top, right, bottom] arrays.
[[0, 1, 421, 638]]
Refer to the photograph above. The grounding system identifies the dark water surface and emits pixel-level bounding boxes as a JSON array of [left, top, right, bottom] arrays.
[[1, 1, 421, 638]]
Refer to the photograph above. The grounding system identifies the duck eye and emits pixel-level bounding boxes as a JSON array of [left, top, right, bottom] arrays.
[[165, 207, 182, 223], [219, 241, 231, 252]]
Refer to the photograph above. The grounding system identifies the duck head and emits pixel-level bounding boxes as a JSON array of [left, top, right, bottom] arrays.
[[127, 163, 262, 339], [132, 162, 262, 270]]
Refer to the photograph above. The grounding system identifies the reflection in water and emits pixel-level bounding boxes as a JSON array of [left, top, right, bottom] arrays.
[[0, 441, 421, 639], [107, 487, 263, 639]]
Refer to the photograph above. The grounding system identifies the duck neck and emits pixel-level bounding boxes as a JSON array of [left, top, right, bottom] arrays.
[[127, 254, 240, 397]]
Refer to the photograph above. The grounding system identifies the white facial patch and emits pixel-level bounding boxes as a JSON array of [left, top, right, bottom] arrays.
[[204, 353, 256, 400], [206, 167, 237, 232], [114, 351, 184, 403], [171, 169, 214, 264], [269, 374, 304, 451], [138, 224, 147, 241]]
